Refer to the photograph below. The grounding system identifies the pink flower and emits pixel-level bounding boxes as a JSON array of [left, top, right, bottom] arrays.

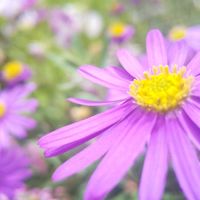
[[0, 146, 31, 199], [39, 29, 200, 200], [1, 61, 31, 86], [108, 22, 134, 44], [0, 83, 38, 147]]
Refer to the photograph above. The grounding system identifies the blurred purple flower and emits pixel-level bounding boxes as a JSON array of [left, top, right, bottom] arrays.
[[26, 142, 48, 174], [16, 9, 45, 30], [169, 25, 200, 51], [108, 22, 134, 44], [0, 83, 38, 147], [0, 0, 36, 19], [48, 9, 78, 47], [1, 61, 32, 86], [39, 29, 200, 200], [0, 146, 31, 199]]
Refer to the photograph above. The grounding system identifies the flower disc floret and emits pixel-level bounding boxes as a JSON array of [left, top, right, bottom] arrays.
[[129, 65, 194, 112]]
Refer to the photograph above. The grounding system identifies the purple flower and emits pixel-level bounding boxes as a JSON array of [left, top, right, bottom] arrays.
[[0, 146, 31, 199], [39, 29, 200, 199], [108, 22, 134, 44], [168, 25, 200, 51], [0, 0, 36, 19], [48, 9, 78, 47], [0, 83, 38, 147], [1, 61, 32, 86], [16, 9, 45, 31]]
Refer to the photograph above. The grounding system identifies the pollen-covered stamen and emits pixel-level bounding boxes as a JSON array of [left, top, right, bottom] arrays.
[[0, 102, 6, 117], [129, 65, 194, 112]]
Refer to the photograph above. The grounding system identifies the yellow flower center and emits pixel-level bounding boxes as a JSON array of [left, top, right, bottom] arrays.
[[169, 26, 187, 41], [129, 65, 193, 112], [0, 102, 6, 117], [2, 61, 23, 81], [109, 22, 126, 37]]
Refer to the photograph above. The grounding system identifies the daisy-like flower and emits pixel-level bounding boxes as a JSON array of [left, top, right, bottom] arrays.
[[169, 25, 200, 51], [0, 146, 31, 199], [108, 22, 134, 44], [1, 61, 31, 86], [0, 83, 38, 146], [39, 29, 200, 200]]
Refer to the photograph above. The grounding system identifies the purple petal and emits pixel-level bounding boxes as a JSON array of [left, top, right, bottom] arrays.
[[191, 80, 200, 97], [67, 97, 129, 106], [52, 117, 130, 181], [191, 89, 200, 98], [0, 127, 10, 147], [13, 99, 38, 113], [139, 55, 149, 70], [8, 115, 37, 130], [11, 83, 36, 100], [146, 29, 167, 67], [176, 108, 200, 150], [106, 66, 133, 80], [187, 52, 200, 76], [117, 49, 144, 78], [79, 65, 130, 90], [166, 117, 200, 200], [139, 117, 168, 200], [107, 88, 130, 101], [84, 110, 156, 200], [39, 101, 136, 154], [4, 119, 27, 138], [182, 100, 200, 128], [186, 26, 200, 50], [168, 41, 189, 67]]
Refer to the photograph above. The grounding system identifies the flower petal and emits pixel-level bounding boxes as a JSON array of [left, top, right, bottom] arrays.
[[38, 100, 136, 155], [146, 29, 167, 67], [0, 126, 10, 147], [187, 52, 200, 76], [117, 49, 144, 78], [107, 88, 130, 101], [52, 116, 131, 181], [44, 107, 136, 158], [79, 65, 130, 90], [139, 117, 168, 200], [176, 108, 200, 150], [67, 97, 129, 106], [13, 99, 38, 113], [166, 117, 200, 200], [8, 115, 37, 130], [106, 66, 133, 80], [168, 41, 189, 67], [84, 110, 156, 200], [186, 26, 200, 50], [182, 101, 200, 129]]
